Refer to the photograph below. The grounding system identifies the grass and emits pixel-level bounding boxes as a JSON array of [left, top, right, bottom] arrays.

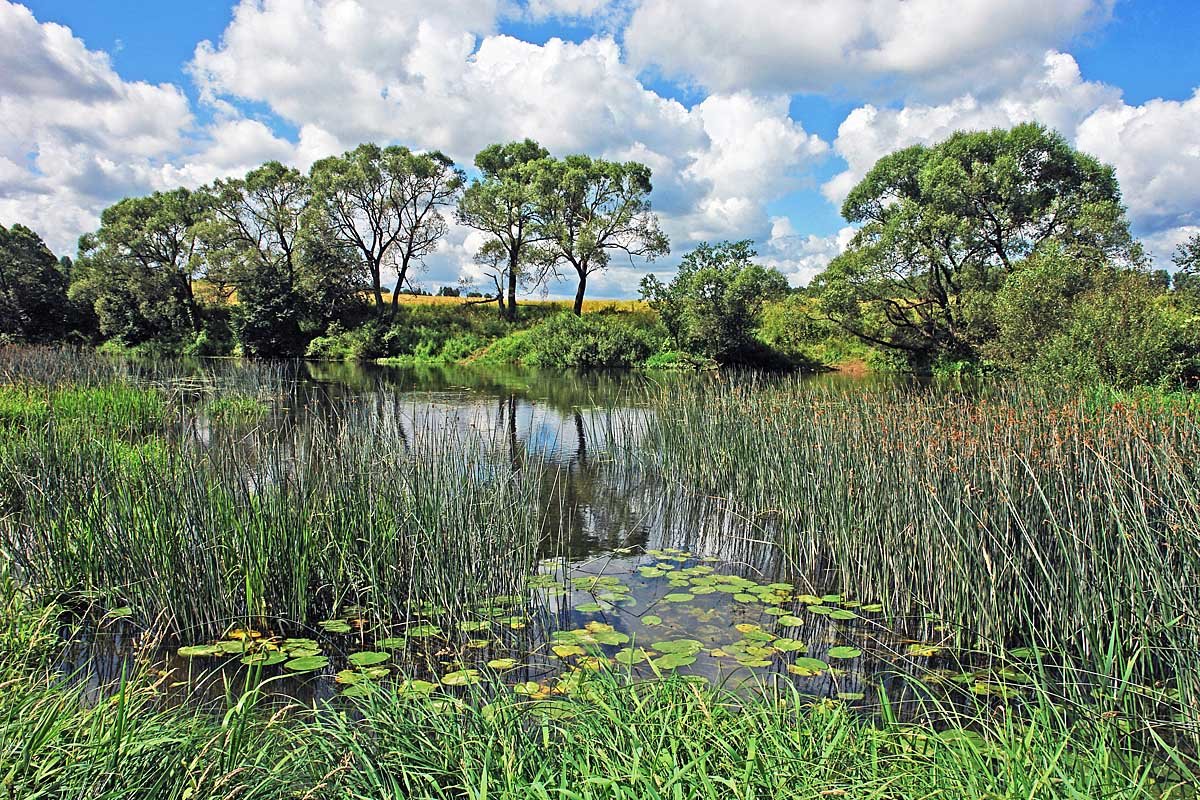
[[1, 348, 1198, 796], [1, 583, 1191, 800]]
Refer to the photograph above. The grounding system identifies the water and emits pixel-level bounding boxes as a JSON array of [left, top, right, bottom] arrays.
[[53, 362, 1036, 715]]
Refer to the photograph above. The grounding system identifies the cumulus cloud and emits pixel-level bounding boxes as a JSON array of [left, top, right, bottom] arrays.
[[819, 51, 1200, 265], [0, 1, 194, 251], [625, 0, 1113, 98], [761, 218, 855, 287]]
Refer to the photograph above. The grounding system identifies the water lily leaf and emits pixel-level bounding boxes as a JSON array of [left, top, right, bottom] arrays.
[[488, 658, 519, 670], [319, 620, 352, 634], [397, 679, 437, 697], [788, 657, 829, 676], [408, 624, 441, 638], [829, 610, 858, 621], [575, 602, 604, 613], [861, 603, 884, 613], [807, 605, 832, 615], [285, 655, 329, 672], [217, 640, 249, 654], [651, 639, 702, 656], [652, 652, 696, 670], [663, 593, 693, 603], [376, 637, 407, 649], [821, 594, 843, 604], [177, 644, 221, 658], [592, 631, 630, 646], [639, 567, 666, 578], [442, 669, 482, 686], [347, 651, 390, 667], [797, 594, 823, 604], [241, 651, 286, 667], [615, 647, 651, 665], [336, 669, 369, 684], [733, 593, 757, 603], [777, 615, 805, 627], [691, 586, 717, 595], [773, 638, 807, 653], [827, 646, 862, 660], [552, 644, 586, 658], [642, 615, 663, 626], [226, 628, 261, 640], [458, 620, 490, 632], [341, 683, 377, 698], [735, 623, 762, 634]]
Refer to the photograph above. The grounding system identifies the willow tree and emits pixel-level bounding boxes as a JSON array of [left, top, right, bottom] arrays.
[[812, 123, 1138, 366], [531, 155, 669, 315], [456, 139, 549, 320], [308, 144, 463, 315]]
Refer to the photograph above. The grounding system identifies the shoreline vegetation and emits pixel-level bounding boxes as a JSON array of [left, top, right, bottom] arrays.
[[0, 353, 1197, 797], [1, 123, 1198, 385]]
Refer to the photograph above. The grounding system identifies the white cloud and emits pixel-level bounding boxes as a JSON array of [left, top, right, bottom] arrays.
[[761, 218, 855, 287], [822, 52, 1118, 206], [0, 1, 194, 251], [1076, 91, 1200, 235], [625, 0, 1113, 97], [522, 0, 614, 21]]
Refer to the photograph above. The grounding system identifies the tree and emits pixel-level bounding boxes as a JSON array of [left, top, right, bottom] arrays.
[[0, 223, 70, 342], [641, 240, 789, 363], [202, 162, 309, 355], [812, 123, 1138, 368], [308, 144, 463, 316], [531, 155, 669, 315], [1173, 233, 1200, 293], [71, 188, 211, 345], [456, 139, 550, 321]]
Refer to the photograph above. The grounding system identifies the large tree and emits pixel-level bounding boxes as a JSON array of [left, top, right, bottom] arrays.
[[72, 188, 211, 344], [813, 123, 1138, 366], [0, 223, 70, 342], [456, 139, 550, 321], [308, 144, 463, 316], [531, 155, 669, 315]]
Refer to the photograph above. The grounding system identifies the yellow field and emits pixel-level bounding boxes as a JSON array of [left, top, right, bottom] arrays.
[[194, 281, 646, 313]]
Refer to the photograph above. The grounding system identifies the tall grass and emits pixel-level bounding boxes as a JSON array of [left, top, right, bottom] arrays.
[[0, 350, 548, 640], [629, 377, 1200, 741]]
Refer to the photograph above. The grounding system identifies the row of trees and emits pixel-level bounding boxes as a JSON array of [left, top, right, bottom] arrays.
[[47, 141, 668, 355]]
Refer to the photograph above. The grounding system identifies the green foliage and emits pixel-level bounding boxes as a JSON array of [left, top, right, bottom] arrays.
[[814, 123, 1139, 370], [531, 154, 670, 314], [758, 293, 875, 367], [456, 139, 551, 320], [642, 240, 789, 364], [0, 224, 71, 343], [527, 311, 661, 369]]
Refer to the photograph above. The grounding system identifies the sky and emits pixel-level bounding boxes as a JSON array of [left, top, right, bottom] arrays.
[[1, 0, 1198, 299]]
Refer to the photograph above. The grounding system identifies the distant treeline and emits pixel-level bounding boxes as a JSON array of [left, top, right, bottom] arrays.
[[3, 124, 1200, 385]]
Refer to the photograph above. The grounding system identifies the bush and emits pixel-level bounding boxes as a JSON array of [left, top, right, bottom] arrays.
[[527, 312, 660, 369]]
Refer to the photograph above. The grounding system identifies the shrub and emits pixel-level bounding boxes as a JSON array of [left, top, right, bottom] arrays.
[[527, 312, 660, 369]]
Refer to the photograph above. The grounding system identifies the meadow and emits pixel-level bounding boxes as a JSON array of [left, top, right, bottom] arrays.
[[0, 347, 1196, 798]]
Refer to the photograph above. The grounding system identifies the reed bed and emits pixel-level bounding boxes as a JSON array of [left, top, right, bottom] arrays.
[[0, 349, 548, 640], [630, 378, 1200, 735]]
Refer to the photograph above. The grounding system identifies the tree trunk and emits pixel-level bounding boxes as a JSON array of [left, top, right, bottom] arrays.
[[371, 263, 384, 314], [573, 272, 586, 316], [506, 252, 519, 322]]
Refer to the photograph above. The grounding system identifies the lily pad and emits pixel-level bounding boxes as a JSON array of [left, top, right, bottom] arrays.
[[642, 615, 663, 626], [407, 624, 441, 638], [285, 655, 329, 672], [777, 615, 805, 627], [827, 646, 862, 660], [397, 679, 438, 697], [443, 669, 482, 687], [663, 593, 694, 603], [487, 658, 519, 669], [773, 638, 807, 653], [240, 651, 287, 667], [347, 651, 390, 667], [552, 644, 586, 658], [575, 602, 604, 613], [376, 637, 408, 649], [615, 647, 652, 665], [177, 644, 221, 658], [788, 657, 829, 676], [652, 652, 696, 670]]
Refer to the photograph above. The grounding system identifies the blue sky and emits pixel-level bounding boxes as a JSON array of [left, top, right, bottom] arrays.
[[2, 0, 1199, 298]]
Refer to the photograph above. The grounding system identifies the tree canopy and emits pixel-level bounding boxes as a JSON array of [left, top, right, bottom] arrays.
[[531, 155, 669, 315], [0, 223, 70, 342], [813, 123, 1139, 368]]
